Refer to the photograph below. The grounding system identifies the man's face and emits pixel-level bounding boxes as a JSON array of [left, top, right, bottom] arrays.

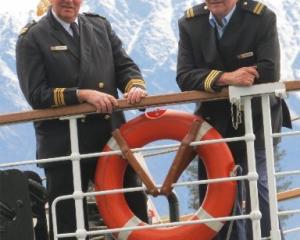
[[50, 0, 82, 23], [205, 0, 237, 19]]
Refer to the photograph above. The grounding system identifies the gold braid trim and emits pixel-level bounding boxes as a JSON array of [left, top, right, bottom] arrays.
[[125, 79, 145, 93], [204, 70, 221, 92], [53, 88, 66, 106]]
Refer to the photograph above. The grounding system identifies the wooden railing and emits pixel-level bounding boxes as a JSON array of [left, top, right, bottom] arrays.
[[1, 80, 300, 201], [0, 81, 299, 126]]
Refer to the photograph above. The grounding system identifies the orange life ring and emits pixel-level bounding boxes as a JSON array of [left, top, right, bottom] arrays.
[[95, 109, 236, 240]]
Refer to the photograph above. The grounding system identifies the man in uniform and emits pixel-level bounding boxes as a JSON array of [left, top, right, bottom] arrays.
[[16, 0, 148, 239], [176, 0, 291, 239]]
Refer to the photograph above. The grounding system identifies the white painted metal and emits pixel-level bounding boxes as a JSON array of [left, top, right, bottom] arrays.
[[228, 82, 286, 104], [68, 117, 87, 240], [52, 116, 87, 240], [275, 170, 300, 177], [0, 136, 248, 168], [261, 94, 281, 240], [242, 96, 262, 239], [57, 214, 252, 238], [1, 82, 300, 239]]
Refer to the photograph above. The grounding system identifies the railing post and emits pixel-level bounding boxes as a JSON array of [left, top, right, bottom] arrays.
[[243, 96, 262, 240], [52, 115, 86, 240], [261, 94, 281, 240], [68, 116, 86, 240], [51, 116, 87, 240]]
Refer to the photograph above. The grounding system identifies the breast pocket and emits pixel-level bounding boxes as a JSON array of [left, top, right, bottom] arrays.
[[236, 51, 256, 67]]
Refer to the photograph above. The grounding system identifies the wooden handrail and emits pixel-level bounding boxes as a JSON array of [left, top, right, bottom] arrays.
[[0, 81, 299, 126], [277, 188, 300, 201]]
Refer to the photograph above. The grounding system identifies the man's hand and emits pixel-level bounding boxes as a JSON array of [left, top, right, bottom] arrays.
[[123, 87, 147, 104], [77, 89, 118, 113], [217, 66, 259, 86]]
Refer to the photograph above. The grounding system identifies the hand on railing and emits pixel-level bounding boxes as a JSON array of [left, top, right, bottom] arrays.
[[76, 89, 118, 113], [123, 87, 147, 104], [217, 66, 259, 87]]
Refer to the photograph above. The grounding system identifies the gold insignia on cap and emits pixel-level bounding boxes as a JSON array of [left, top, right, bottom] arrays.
[[204, 5, 208, 10], [243, 1, 248, 6]]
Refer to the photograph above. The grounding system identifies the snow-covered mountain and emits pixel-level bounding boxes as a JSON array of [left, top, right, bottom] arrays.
[[0, 0, 299, 238]]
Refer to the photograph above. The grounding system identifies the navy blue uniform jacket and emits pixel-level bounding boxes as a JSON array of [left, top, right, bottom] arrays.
[[16, 10, 146, 167], [176, 0, 291, 153]]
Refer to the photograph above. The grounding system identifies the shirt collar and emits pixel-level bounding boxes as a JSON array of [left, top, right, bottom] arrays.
[[209, 5, 236, 29]]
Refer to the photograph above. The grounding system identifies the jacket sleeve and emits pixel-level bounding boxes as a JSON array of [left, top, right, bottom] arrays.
[[103, 20, 146, 93], [255, 11, 280, 83], [16, 31, 79, 109], [176, 19, 223, 93]]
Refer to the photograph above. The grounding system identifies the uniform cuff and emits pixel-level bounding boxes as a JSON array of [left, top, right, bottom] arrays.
[[52, 87, 79, 107], [203, 70, 223, 92], [125, 79, 146, 93]]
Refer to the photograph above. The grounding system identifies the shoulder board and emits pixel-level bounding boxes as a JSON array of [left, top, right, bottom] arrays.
[[185, 3, 209, 19], [241, 0, 266, 15], [83, 12, 106, 20], [19, 20, 36, 36]]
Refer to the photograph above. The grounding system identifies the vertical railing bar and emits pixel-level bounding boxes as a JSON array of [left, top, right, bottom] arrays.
[[243, 96, 262, 239], [261, 95, 281, 240], [68, 117, 86, 240]]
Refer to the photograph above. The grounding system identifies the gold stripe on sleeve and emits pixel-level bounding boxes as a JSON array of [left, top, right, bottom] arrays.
[[125, 79, 145, 93], [204, 70, 218, 92], [58, 88, 66, 106], [54, 88, 59, 106]]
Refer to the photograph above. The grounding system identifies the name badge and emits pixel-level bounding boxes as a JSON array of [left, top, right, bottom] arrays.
[[50, 45, 68, 51], [237, 51, 254, 59]]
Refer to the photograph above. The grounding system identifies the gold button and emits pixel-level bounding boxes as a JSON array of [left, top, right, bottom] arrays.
[[243, 1, 248, 5], [80, 118, 86, 123], [204, 5, 208, 10], [98, 82, 104, 89], [104, 114, 110, 120]]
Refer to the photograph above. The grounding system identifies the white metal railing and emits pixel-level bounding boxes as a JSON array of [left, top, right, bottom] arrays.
[[0, 82, 300, 240]]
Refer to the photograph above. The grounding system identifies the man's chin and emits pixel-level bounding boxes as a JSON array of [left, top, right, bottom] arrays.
[[61, 13, 76, 22]]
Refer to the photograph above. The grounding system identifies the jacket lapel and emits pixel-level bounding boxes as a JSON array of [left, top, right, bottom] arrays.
[[199, 19, 223, 69], [77, 15, 94, 86]]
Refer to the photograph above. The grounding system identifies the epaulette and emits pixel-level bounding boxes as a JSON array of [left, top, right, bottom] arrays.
[[83, 12, 106, 20], [185, 3, 209, 19], [19, 20, 36, 36], [241, 0, 266, 15]]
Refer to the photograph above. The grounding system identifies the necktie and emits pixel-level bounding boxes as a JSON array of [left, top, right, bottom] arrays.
[[70, 22, 80, 45]]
